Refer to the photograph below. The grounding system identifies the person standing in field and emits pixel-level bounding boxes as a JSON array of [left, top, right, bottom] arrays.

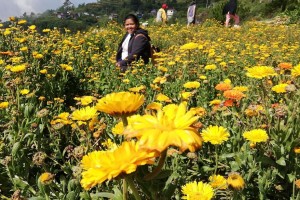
[[156, 4, 168, 24], [187, 1, 196, 26], [222, 0, 240, 27], [116, 14, 151, 72]]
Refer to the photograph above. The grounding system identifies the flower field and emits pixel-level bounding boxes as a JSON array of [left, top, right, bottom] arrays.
[[1, 19, 300, 200]]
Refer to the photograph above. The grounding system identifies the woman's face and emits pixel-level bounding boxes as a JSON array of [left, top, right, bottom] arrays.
[[124, 18, 137, 34]]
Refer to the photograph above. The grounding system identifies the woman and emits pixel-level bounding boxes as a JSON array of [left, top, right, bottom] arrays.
[[187, 1, 196, 26], [222, 0, 240, 27], [116, 14, 151, 72]]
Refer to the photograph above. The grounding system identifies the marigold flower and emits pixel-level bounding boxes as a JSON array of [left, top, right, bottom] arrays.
[[278, 62, 292, 70], [182, 181, 214, 200], [181, 91, 193, 100], [74, 96, 94, 106], [80, 141, 158, 190], [201, 125, 230, 145], [20, 89, 30, 95], [272, 83, 288, 93], [153, 76, 167, 84], [146, 102, 162, 111], [184, 81, 200, 89], [0, 102, 9, 109], [156, 93, 171, 102], [128, 85, 146, 92], [17, 19, 27, 25], [223, 90, 246, 101], [243, 129, 269, 143], [246, 66, 277, 79], [204, 64, 217, 70], [294, 147, 300, 154], [215, 82, 232, 91], [233, 86, 248, 92], [10, 64, 26, 72], [209, 175, 227, 189], [244, 105, 264, 117], [39, 172, 54, 185], [190, 107, 206, 117], [71, 106, 98, 121], [124, 103, 202, 152], [96, 92, 144, 117], [227, 172, 245, 190], [291, 64, 300, 78], [180, 42, 198, 50]]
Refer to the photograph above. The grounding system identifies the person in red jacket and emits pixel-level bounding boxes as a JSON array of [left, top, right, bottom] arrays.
[[222, 0, 240, 27]]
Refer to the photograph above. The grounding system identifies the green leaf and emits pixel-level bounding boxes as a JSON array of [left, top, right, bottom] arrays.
[[66, 191, 77, 200], [28, 197, 45, 200], [220, 153, 235, 159], [276, 157, 286, 166], [288, 173, 296, 183], [91, 192, 115, 199], [12, 142, 21, 157]]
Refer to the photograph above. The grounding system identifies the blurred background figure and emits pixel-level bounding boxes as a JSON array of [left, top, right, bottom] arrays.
[[187, 1, 196, 26], [222, 0, 240, 27], [156, 3, 168, 24]]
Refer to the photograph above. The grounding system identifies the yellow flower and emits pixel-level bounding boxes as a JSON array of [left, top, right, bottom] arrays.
[[112, 121, 125, 134], [209, 99, 221, 106], [71, 106, 98, 121], [124, 103, 202, 152], [294, 147, 300, 154], [204, 64, 217, 70], [156, 93, 171, 102], [128, 85, 146, 92], [146, 102, 162, 111], [246, 66, 277, 79], [201, 125, 230, 145], [20, 89, 30, 95], [17, 19, 27, 25], [10, 64, 26, 72], [182, 181, 214, 200], [243, 129, 269, 143], [9, 16, 16, 21], [42, 29, 51, 33], [190, 107, 206, 117], [80, 141, 158, 190], [181, 92, 193, 100], [40, 69, 47, 74], [180, 42, 198, 50], [0, 102, 9, 109], [153, 76, 167, 84], [209, 175, 227, 189], [291, 64, 300, 78], [74, 96, 94, 106], [39, 172, 54, 185], [244, 105, 264, 117], [184, 81, 200, 89], [96, 92, 144, 117], [227, 172, 245, 190], [29, 25, 36, 30], [20, 47, 28, 52], [272, 83, 288, 93], [199, 75, 207, 80], [233, 86, 248, 92]]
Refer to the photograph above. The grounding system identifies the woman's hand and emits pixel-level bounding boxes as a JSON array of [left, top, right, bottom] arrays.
[[116, 62, 121, 67]]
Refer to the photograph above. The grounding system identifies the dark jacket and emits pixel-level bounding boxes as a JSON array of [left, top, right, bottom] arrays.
[[222, 0, 238, 15], [116, 28, 151, 72]]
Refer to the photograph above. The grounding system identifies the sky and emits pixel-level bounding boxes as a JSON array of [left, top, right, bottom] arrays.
[[0, 0, 97, 21]]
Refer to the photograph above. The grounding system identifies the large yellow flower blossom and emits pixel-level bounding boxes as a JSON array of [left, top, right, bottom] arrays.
[[184, 81, 200, 89], [271, 83, 288, 93], [182, 181, 214, 200], [180, 42, 198, 50], [80, 141, 158, 190], [96, 92, 144, 117], [291, 64, 300, 78], [201, 125, 230, 145], [246, 66, 277, 79], [227, 172, 245, 190], [10, 64, 26, 72], [243, 129, 269, 143], [71, 106, 98, 121], [209, 174, 227, 189], [124, 103, 202, 152]]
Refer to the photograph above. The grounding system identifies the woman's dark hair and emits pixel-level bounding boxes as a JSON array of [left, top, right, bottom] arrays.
[[123, 14, 140, 28]]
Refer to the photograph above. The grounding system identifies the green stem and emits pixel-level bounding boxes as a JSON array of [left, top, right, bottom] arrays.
[[144, 150, 167, 180], [125, 176, 141, 200], [121, 115, 128, 127], [123, 179, 128, 200], [214, 145, 219, 174]]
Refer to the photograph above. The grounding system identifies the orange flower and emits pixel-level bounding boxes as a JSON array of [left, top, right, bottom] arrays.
[[278, 62, 292, 70], [215, 82, 232, 91], [223, 90, 246, 101]]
